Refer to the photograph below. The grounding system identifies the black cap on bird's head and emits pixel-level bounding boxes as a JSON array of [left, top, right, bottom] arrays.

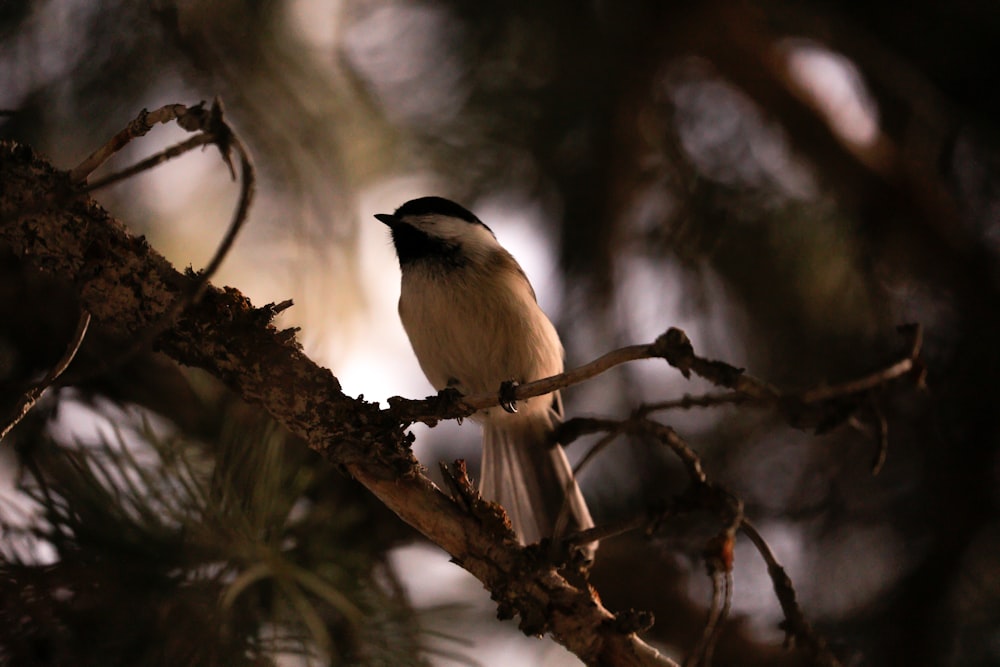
[[380, 196, 481, 224], [376, 196, 495, 266], [375, 196, 488, 228]]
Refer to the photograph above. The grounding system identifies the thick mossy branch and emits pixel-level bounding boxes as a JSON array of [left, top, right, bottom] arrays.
[[0, 141, 399, 464]]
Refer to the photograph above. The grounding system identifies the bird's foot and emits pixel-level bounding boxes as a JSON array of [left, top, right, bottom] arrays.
[[498, 380, 519, 414]]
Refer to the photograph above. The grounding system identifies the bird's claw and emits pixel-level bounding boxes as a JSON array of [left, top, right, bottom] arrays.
[[499, 380, 519, 414]]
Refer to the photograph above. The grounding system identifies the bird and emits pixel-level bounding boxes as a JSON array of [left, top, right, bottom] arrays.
[[376, 196, 595, 557]]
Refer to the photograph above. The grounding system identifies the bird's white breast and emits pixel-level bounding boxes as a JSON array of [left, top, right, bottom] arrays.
[[398, 249, 563, 420]]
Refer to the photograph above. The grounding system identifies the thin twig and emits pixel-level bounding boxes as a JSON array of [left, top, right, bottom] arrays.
[[740, 519, 842, 666], [691, 516, 740, 667], [799, 357, 919, 404], [708, 571, 732, 666], [69, 104, 192, 184], [872, 406, 889, 475], [1, 310, 91, 441], [468, 343, 656, 412], [195, 121, 254, 287], [564, 514, 649, 547], [686, 568, 731, 667], [79, 133, 215, 193], [572, 429, 621, 476], [802, 324, 924, 404], [556, 416, 709, 486], [635, 419, 709, 484], [639, 392, 750, 415]]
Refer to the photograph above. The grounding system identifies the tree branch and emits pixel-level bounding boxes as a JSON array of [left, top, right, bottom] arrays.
[[388, 326, 775, 426], [0, 139, 677, 666], [391, 319, 923, 438]]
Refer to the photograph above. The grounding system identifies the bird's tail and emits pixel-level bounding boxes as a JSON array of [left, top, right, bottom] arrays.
[[480, 410, 595, 557]]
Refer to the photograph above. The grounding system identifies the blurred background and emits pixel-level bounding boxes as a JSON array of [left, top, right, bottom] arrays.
[[2, 1, 999, 665]]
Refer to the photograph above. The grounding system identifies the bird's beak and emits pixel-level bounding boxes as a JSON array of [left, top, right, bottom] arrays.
[[374, 213, 397, 226]]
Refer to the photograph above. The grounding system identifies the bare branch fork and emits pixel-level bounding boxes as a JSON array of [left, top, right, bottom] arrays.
[[390, 321, 924, 454], [72, 100, 256, 382], [0, 104, 922, 665], [553, 416, 843, 666]]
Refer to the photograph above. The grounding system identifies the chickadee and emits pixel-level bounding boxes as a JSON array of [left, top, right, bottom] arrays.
[[376, 197, 595, 555]]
